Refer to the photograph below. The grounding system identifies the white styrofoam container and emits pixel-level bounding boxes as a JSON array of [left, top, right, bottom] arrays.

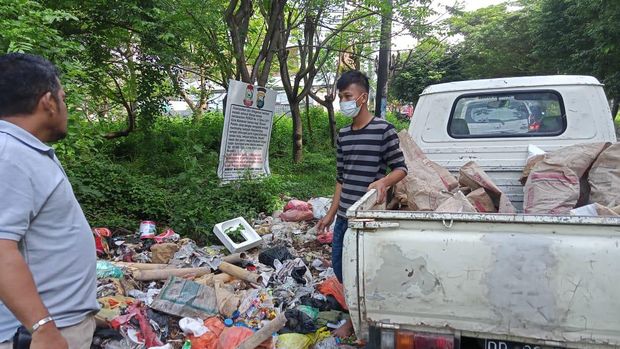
[[213, 217, 262, 253]]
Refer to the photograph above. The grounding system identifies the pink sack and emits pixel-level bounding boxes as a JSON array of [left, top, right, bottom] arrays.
[[284, 200, 312, 212], [280, 209, 314, 222]]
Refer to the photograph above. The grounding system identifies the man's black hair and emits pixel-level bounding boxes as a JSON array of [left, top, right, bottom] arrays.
[[336, 70, 370, 93], [0, 53, 61, 117]]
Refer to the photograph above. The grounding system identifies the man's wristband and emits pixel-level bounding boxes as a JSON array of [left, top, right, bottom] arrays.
[[30, 316, 54, 333]]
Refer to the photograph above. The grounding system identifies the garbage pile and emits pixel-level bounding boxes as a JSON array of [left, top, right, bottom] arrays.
[[92, 197, 358, 349], [388, 130, 620, 216]]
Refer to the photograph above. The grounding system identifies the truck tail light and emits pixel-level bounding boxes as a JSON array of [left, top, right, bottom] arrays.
[[396, 330, 415, 348], [412, 332, 455, 349], [379, 328, 456, 349]]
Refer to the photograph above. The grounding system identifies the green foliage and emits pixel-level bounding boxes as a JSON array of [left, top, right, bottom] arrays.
[[0, 0, 78, 55], [448, 3, 540, 79], [390, 39, 465, 104], [55, 110, 341, 243]]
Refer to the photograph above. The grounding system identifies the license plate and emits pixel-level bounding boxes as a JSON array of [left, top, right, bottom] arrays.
[[485, 339, 562, 349]]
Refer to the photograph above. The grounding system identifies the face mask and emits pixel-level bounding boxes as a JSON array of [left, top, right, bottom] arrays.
[[340, 94, 365, 118]]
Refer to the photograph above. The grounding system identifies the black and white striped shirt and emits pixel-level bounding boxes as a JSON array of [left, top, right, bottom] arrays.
[[336, 117, 408, 217]]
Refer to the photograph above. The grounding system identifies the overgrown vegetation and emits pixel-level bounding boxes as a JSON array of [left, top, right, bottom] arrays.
[[55, 109, 408, 243]]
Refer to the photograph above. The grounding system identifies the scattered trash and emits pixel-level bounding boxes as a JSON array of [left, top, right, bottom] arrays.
[[91, 213, 359, 349]]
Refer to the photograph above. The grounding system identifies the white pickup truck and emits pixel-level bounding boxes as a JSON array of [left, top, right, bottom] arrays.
[[343, 76, 620, 349]]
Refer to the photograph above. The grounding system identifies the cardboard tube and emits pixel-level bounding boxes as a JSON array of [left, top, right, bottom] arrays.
[[113, 262, 171, 270], [218, 261, 262, 284], [132, 267, 210, 281], [221, 252, 247, 265], [237, 313, 287, 349]]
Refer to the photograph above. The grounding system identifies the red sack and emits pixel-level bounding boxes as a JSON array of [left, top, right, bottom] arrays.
[[280, 209, 314, 222], [189, 317, 225, 349], [317, 277, 348, 311], [284, 200, 311, 212]]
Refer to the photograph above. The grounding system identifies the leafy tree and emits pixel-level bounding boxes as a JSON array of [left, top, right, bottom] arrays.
[[530, 0, 620, 117], [448, 3, 541, 79], [389, 39, 465, 104]]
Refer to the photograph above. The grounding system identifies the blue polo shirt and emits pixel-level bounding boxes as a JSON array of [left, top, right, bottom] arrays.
[[0, 120, 98, 342]]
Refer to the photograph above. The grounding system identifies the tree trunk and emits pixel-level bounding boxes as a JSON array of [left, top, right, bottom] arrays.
[[291, 102, 303, 163], [305, 94, 312, 138], [327, 101, 336, 148], [104, 109, 136, 139]]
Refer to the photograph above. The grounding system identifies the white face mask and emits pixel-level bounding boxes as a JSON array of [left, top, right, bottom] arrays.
[[340, 94, 365, 118]]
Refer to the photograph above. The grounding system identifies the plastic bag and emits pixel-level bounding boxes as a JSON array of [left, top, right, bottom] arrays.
[[317, 231, 333, 244], [316, 277, 348, 311], [296, 305, 319, 321], [259, 246, 294, 268], [276, 333, 313, 349], [313, 337, 339, 349], [281, 309, 317, 334], [217, 327, 274, 349], [284, 200, 312, 212], [299, 296, 332, 312], [189, 317, 225, 349], [308, 198, 332, 219], [180, 317, 208, 337], [96, 261, 123, 278]]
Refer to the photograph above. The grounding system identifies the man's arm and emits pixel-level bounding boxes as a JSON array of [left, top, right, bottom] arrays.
[[369, 125, 408, 204], [0, 240, 67, 348], [369, 169, 406, 204], [316, 182, 342, 233]]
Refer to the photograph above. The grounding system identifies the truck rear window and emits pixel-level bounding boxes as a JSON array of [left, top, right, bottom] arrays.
[[448, 91, 566, 138]]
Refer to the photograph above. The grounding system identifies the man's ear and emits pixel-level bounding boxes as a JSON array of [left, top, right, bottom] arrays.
[[38, 92, 55, 114]]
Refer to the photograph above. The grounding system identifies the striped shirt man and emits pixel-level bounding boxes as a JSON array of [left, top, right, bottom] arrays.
[[336, 117, 408, 217]]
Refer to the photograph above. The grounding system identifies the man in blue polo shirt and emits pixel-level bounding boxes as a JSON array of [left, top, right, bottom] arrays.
[[0, 54, 98, 349]]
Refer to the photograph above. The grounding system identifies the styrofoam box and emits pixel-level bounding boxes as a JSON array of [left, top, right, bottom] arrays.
[[213, 217, 262, 253]]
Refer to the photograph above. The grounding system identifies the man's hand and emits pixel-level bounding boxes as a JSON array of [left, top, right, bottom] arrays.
[[31, 322, 67, 349], [368, 178, 388, 204], [316, 212, 336, 234]]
